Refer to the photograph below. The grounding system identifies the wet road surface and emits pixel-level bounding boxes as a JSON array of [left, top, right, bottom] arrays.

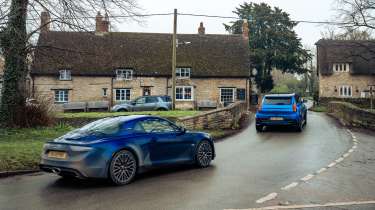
[[0, 112, 354, 210]]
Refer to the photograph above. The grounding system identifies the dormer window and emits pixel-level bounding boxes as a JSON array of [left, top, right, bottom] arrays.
[[333, 63, 350, 72], [116, 69, 133, 80], [59, 70, 71, 80], [176, 67, 191, 79]]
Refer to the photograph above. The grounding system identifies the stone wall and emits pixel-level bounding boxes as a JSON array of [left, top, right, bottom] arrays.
[[327, 101, 375, 130], [320, 97, 372, 108], [32, 75, 249, 110], [177, 101, 248, 130]]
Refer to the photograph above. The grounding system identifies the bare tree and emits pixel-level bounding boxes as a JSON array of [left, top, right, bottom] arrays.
[[320, 25, 373, 40], [0, 0, 140, 127], [336, 0, 375, 30]]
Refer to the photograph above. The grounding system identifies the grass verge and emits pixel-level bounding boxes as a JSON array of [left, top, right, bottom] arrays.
[[309, 105, 328, 112], [0, 125, 74, 171]]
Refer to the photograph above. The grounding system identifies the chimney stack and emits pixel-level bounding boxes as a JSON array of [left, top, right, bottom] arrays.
[[198, 22, 205, 35], [242, 19, 249, 40], [95, 11, 109, 33], [40, 11, 51, 33]]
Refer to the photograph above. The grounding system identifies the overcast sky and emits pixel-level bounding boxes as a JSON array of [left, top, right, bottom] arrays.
[[114, 0, 338, 47]]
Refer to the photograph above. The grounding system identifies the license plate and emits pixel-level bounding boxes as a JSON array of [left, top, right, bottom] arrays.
[[48, 151, 67, 159], [270, 117, 283, 121]]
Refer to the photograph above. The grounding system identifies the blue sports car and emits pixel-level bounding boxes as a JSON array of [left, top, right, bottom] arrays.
[[255, 93, 307, 132], [40, 115, 215, 185]]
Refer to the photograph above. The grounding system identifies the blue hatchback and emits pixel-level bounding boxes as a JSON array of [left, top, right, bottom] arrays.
[[255, 93, 307, 132], [40, 115, 215, 185]]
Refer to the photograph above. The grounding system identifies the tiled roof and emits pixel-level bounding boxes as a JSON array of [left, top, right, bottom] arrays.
[[316, 39, 375, 75], [31, 31, 251, 78]]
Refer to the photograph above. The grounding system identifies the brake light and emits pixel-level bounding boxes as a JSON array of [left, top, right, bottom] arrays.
[[293, 103, 297, 112]]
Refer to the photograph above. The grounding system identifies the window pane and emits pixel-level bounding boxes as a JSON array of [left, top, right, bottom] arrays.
[[221, 88, 234, 102], [176, 87, 183, 99], [348, 87, 351, 96], [184, 87, 192, 99]]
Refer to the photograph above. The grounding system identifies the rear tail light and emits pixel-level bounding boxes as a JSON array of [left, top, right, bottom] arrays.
[[293, 103, 297, 112]]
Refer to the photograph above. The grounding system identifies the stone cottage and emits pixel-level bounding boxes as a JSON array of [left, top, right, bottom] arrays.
[[316, 39, 375, 100], [30, 12, 251, 110]]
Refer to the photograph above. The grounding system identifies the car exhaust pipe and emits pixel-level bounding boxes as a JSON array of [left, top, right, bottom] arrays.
[[51, 167, 61, 175]]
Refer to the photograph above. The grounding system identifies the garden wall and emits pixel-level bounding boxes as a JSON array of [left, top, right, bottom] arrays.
[[177, 102, 248, 130], [320, 97, 371, 108], [327, 101, 375, 130]]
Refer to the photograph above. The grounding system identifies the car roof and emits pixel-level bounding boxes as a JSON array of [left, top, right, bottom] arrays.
[[264, 93, 296, 97]]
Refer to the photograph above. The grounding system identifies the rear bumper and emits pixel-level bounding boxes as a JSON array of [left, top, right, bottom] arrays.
[[255, 112, 300, 126], [39, 164, 86, 179], [40, 143, 110, 178]]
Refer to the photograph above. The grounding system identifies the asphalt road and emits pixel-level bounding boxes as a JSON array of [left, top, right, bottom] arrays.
[[0, 111, 354, 210]]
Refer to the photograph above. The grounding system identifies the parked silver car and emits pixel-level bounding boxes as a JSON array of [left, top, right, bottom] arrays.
[[111, 96, 172, 112]]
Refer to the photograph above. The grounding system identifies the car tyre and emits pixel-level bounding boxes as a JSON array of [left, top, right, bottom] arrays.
[[109, 150, 137, 185], [256, 125, 263, 132], [195, 140, 213, 168], [117, 108, 128, 112], [295, 121, 303, 132], [157, 107, 168, 111]]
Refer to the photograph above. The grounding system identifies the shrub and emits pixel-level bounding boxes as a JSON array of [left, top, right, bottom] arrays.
[[23, 95, 55, 127]]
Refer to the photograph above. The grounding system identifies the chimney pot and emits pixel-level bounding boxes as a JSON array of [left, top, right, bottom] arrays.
[[242, 19, 249, 40], [95, 11, 109, 33], [198, 22, 205, 35], [40, 11, 51, 33]]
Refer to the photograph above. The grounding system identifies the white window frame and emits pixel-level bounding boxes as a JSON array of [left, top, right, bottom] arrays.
[[333, 63, 350, 73], [176, 67, 191, 79], [115, 89, 131, 101], [220, 88, 236, 103], [339, 85, 352, 97], [54, 90, 69, 103], [116, 69, 133, 80], [59, 70, 71, 80], [175, 86, 193, 101]]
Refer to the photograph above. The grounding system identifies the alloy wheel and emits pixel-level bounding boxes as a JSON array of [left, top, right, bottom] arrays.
[[196, 141, 213, 167], [109, 150, 137, 185]]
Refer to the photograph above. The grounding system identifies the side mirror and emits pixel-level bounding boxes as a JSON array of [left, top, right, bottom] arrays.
[[179, 127, 186, 134], [131, 101, 136, 105]]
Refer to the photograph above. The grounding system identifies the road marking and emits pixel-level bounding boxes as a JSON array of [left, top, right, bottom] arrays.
[[335, 157, 344, 163], [301, 174, 314, 182], [228, 200, 375, 210], [327, 162, 336, 168], [348, 149, 354, 153], [281, 182, 298, 191], [256, 193, 278, 204], [343, 153, 350, 158], [316, 167, 327, 174], [353, 145, 357, 149]]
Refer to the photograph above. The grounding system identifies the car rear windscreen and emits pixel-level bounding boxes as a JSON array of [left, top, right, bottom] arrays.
[[264, 97, 292, 105]]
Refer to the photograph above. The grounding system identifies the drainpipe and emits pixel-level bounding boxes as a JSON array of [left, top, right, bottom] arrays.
[[110, 77, 114, 107]]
